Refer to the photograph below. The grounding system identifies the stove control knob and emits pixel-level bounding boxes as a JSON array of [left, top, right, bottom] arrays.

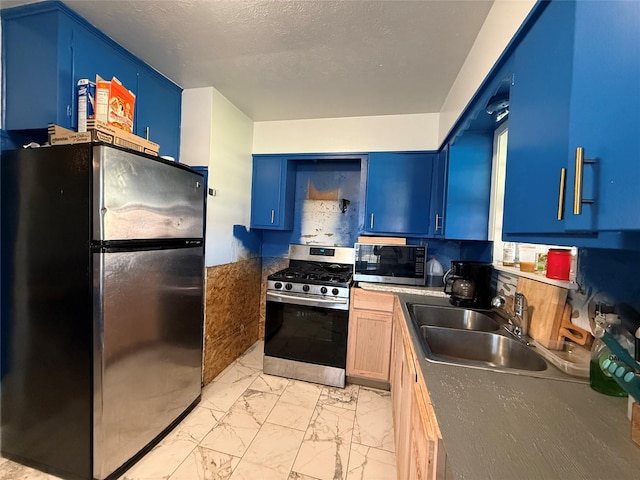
[[320, 287, 328, 294], [332, 288, 339, 296], [285, 283, 293, 290], [303, 285, 310, 292], [274, 282, 283, 289]]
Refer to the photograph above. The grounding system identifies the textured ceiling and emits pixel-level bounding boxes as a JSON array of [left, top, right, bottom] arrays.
[[3, 0, 495, 121]]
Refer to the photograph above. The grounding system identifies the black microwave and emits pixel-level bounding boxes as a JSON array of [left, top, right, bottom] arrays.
[[353, 243, 427, 286]]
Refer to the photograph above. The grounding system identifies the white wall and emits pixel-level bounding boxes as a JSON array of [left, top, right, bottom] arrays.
[[252, 113, 440, 154], [438, 0, 536, 145], [181, 87, 255, 267]]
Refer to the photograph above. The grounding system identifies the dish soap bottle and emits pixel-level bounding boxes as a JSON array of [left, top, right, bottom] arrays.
[[590, 312, 627, 397], [426, 257, 444, 287]]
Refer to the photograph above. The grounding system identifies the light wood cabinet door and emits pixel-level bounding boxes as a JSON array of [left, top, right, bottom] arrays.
[[347, 309, 393, 381], [347, 289, 394, 382]]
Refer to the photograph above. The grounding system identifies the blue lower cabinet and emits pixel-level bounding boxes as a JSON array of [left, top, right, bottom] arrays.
[[250, 156, 296, 230], [444, 134, 492, 241], [363, 152, 435, 236]]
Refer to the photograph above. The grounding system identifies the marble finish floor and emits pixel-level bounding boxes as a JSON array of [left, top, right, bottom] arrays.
[[0, 341, 397, 480]]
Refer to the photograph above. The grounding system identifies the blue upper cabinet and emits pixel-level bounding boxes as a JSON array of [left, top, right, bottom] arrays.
[[2, 5, 74, 129], [362, 152, 434, 236], [428, 147, 448, 238], [251, 156, 296, 230], [136, 68, 182, 159], [503, 0, 575, 236], [444, 134, 492, 240], [1, 2, 182, 158], [564, 0, 640, 233], [504, 0, 640, 241]]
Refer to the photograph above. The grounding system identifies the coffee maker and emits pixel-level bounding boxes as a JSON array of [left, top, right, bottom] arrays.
[[443, 261, 493, 309]]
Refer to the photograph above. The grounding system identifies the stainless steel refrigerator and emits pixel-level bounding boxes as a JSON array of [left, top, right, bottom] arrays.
[[1, 144, 205, 479]]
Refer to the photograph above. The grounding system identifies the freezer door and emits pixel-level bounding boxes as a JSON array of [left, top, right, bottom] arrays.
[[93, 246, 204, 479], [93, 145, 204, 241]]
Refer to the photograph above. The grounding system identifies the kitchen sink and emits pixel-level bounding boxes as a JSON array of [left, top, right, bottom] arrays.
[[405, 301, 587, 382], [408, 303, 500, 332], [419, 326, 547, 372]]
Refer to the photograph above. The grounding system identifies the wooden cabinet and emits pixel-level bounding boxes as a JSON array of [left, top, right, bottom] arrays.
[[250, 155, 296, 230], [347, 288, 394, 383], [504, 0, 640, 245], [392, 296, 445, 480], [363, 152, 435, 236], [2, 2, 182, 159]]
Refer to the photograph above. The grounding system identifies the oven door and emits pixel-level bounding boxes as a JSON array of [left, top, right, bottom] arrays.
[[264, 292, 348, 369]]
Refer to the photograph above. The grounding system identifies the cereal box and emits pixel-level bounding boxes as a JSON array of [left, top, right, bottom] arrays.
[[77, 78, 96, 133], [95, 75, 135, 133]]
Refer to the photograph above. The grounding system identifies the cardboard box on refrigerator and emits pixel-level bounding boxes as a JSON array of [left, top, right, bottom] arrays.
[[48, 120, 159, 156], [95, 75, 136, 133]]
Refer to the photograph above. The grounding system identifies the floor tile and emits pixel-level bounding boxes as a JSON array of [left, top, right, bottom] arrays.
[[318, 384, 360, 411], [291, 404, 355, 480], [287, 473, 322, 480], [266, 380, 323, 431], [345, 443, 397, 480], [249, 372, 290, 395], [230, 423, 305, 480], [121, 429, 198, 480], [352, 387, 395, 452], [236, 341, 264, 370], [200, 363, 261, 412], [0, 460, 62, 479], [171, 406, 226, 444], [199, 389, 279, 457], [168, 446, 240, 480]]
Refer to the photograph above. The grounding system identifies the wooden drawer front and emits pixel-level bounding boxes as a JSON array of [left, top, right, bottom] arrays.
[[352, 288, 395, 312]]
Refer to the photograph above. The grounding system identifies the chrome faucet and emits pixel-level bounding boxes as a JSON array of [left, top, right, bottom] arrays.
[[491, 293, 529, 338]]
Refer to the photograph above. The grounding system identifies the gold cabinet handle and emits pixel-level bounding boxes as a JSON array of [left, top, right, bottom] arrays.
[[557, 168, 566, 220], [573, 147, 595, 215]]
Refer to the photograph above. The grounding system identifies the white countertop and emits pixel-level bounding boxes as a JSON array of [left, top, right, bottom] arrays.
[[356, 282, 449, 298]]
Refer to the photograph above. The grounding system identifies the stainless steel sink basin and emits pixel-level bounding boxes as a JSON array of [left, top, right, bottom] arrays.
[[404, 301, 586, 382], [408, 303, 500, 332], [419, 326, 547, 372]]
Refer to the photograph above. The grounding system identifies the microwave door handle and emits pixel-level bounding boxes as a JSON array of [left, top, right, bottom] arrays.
[[267, 291, 349, 308]]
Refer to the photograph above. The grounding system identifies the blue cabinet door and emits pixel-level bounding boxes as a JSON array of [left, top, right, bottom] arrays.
[[363, 152, 434, 236], [503, 0, 575, 235], [70, 20, 139, 130], [2, 7, 73, 129], [250, 156, 295, 230], [564, 0, 640, 232], [445, 134, 492, 241], [135, 68, 182, 159], [504, 0, 640, 242], [428, 147, 448, 238]]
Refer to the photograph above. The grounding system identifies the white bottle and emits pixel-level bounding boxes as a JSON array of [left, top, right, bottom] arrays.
[[426, 257, 444, 287]]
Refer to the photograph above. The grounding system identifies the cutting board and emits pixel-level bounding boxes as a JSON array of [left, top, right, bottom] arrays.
[[516, 277, 568, 348]]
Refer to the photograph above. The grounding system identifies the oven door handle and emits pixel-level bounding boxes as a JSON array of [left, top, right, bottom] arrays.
[[267, 291, 349, 309]]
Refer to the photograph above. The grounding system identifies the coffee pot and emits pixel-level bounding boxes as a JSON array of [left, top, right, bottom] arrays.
[[444, 275, 476, 300], [443, 261, 493, 308]]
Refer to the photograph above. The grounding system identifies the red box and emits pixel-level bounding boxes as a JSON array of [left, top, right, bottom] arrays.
[[95, 75, 135, 133]]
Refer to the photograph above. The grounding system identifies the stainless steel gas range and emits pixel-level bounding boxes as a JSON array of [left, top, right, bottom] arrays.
[[263, 244, 355, 388]]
